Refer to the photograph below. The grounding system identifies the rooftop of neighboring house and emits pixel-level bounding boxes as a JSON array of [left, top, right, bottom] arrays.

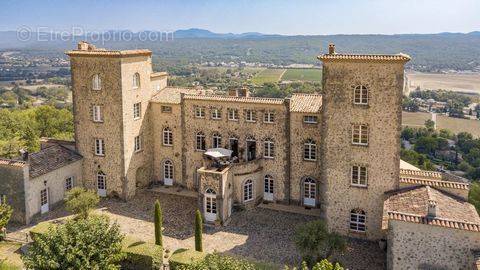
[[383, 185, 480, 232], [28, 144, 83, 178]]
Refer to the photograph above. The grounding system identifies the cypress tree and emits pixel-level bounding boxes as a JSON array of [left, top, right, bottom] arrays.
[[154, 200, 163, 246], [194, 209, 203, 252]]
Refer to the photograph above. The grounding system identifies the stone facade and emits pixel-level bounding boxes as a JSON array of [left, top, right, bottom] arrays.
[[387, 220, 480, 269]]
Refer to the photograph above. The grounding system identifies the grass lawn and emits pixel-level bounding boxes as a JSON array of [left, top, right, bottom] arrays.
[[251, 69, 286, 85], [402, 111, 431, 127], [0, 241, 23, 270], [281, 68, 322, 82]]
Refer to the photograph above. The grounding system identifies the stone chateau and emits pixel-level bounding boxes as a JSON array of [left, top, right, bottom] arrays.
[[1, 41, 480, 269]]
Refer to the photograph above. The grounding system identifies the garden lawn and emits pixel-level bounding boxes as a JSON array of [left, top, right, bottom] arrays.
[[0, 241, 23, 270], [251, 69, 286, 85], [281, 68, 322, 82]]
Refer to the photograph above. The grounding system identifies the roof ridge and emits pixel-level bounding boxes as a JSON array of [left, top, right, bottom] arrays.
[[387, 211, 480, 232], [399, 177, 469, 190]]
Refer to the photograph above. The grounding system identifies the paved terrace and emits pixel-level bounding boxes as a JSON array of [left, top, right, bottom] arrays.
[[8, 189, 385, 269]]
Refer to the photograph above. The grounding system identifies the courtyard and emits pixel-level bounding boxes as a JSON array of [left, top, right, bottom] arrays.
[[7, 189, 386, 269]]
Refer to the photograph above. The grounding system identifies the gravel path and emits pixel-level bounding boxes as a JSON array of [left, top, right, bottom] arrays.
[[7, 189, 385, 269]]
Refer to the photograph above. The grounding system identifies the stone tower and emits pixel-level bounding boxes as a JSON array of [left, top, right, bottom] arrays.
[[67, 42, 155, 200], [319, 44, 410, 240]]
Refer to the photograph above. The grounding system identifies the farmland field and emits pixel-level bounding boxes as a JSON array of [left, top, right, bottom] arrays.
[[251, 69, 286, 84], [405, 72, 480, 95], [281, 68, 322, 82], [402, 111, 480, 137]]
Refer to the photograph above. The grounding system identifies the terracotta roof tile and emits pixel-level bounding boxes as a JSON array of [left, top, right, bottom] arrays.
[[400, 168, 442, 179], [383, 186, 480, 231], [29, 145, 82, 178], [289, 93, 322, 113], [318, 53, 411, 62], [400, 177, 469, 190], [0, 158, 26, 167], [183, 94, 285, 105], [150, 87, 206, 104], [66, 49, 151, 57]]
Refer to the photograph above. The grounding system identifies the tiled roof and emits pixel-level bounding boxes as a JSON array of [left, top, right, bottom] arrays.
[[399, 160, 420, 171], [183, 94, 285, 105], [400, 168, 442, 179], [66, 49, 152, 57], [318, 53, 411, 62], [29, 145, 83, 178], [289, 93, 322, 113], [383, 186, 480, 231], [150, 87, 205, 104], [400, 177, 469, 190], [0, 158, 26, 167], [151, 72, 168, 78]]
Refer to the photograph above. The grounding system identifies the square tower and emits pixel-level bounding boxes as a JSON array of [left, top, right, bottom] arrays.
[[67, 42, 156, 200], [318, 44, 410, 240]]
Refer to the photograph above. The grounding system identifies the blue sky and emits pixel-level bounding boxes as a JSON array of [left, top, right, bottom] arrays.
[[1, 0, 478, 35]]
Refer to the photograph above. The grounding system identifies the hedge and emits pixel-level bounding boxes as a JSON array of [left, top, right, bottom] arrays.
[[121, 237, 163, 270], [29, 221, 55, 240], [169, 249, 206, 269]]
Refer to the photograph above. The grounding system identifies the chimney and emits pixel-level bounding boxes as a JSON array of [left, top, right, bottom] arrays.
[[228, 86, 250, 97], [427, 199, 437, 218], [19, 149, 29, 161], [328, 43, 336, 55], [77, 41, 96, 51]]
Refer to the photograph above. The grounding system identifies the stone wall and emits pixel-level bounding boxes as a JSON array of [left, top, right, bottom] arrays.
[[387, 220, 480, 270], [321, 61, 405, 240], [0, 161, 27, 224], [24, 160, 82, 224]]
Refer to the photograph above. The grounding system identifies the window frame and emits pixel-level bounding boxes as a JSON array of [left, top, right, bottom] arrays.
[[303, 139, 317, 161], [263, 139, 275, 159], [195, 107, 205, 118], [196, 132, 206, 151], [211, 108, 221, 120], [303, 115, 318, 124], [92, 74, 101, 91], [163, 127, 173, 146], [65, 176, 74, 191], [212, 133, 222, 148], [161, 106, 172, 113], [134, 135, 142, 152], [263, 111, 275, 123], [351, 165, 368, 187], [93, 105, 103, 122], [228, 108, 239, 121], [352, 124, 369, 146], [245, 110, 257, 122], [353, 85, 369, 105], [350, 209, 367, 233], [132, 73, 140, 89], [243, 179, 254, 202], [164, 160, 174, 180], [94, 138, 105, 156], [133, 102, 141, 120]]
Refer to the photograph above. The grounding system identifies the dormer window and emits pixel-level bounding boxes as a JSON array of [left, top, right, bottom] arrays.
[[353, 85, 368, 105], [133, 73, 140, 89], [92, 74, 101, 90]]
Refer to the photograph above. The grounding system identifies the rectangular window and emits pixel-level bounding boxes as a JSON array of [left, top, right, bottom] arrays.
[[264, 111, 275, 123], [245, 110, 256, 122], [161, 106, 172, 113], [351, 165, 367, 187], [352, 124, 369, 145], [40, 189, 48, 206], [264, 141, 275, 158], [133, 102, 141, 119], [65, 176, 74, 191], [95, 138, 105, 156], [228, 108, 239, 121], [93, 105, 103, 122], [354, 86, 369, 105], [350, 211, 366, 232], [211, 108, 221, 120], [303, 115, 318, 124], [134, 135, 142, 152], [195, 107, 205, 118]]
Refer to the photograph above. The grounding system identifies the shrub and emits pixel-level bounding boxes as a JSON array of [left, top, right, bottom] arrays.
[[154, 200, 163, 246], [194, 210, 203, 252], [174, 253, 258, 270], [0, 196, 13, 240], [22, 215, 124, 270], [122, 237, 163, 270], [65, 187, 99, 219], [294, 220, 346, 267], [28, 221, 55, 241], [169, 249, 206, 269]]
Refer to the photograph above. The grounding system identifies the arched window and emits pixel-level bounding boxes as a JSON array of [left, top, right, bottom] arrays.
[[164, 160, 173, 180], [132, 73, 140, 89], [212, 133, 222, 148], [264, 175, 274, 200], [243, 179, 253, 202], [353, 85, 368, 105], [92, 74, 101, 90], [196, 132, 206, 151], [263, 138, 275, 158], [350, 209, 366, 232], [304, 139, 316, 161], [163, 127, 173, 146]]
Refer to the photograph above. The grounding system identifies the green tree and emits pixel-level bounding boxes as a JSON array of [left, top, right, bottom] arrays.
[[424, 119, 435, 131], [65, 187, 100, 219], [21, 125, 39, 153], [194, 209, 203, 252], [294, 220, 346, 266], [22, 215, 125, 270], [0, 195, 13, 240], [469, 181, 480, 213], [414, 136, 438, 155], [154, 200, 163, 246]]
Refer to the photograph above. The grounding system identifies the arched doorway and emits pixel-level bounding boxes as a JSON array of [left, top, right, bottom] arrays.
[[204, 188, 217, 222], [163, 160, 174, 186], [303, 177, 316, 207]]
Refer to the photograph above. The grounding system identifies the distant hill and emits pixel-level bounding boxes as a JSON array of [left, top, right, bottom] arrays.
[[1, 28, 479, 71]]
